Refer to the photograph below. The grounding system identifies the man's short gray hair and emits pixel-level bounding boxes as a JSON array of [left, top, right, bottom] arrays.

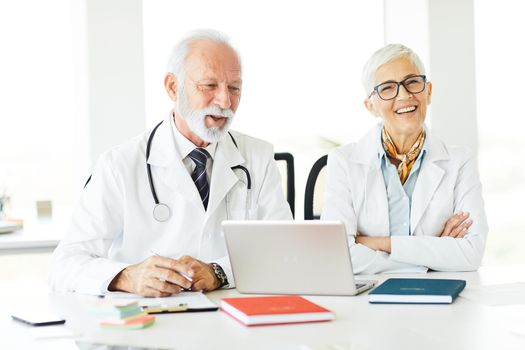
[[362, 43, 426, 97], [166, 29, 241, 86]]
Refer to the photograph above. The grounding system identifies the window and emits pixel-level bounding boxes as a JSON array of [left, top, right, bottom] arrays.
[[0, 0, 81, 216], [475, 1, 525, 263]]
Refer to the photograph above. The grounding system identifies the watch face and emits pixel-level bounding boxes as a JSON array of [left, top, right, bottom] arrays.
[[212, 263, 228, 287]]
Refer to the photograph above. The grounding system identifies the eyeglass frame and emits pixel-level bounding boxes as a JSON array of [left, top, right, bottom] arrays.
[[368, 74, 427, 100]]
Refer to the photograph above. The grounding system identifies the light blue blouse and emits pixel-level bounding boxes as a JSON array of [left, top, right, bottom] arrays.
[[378, 132, 428, 236]]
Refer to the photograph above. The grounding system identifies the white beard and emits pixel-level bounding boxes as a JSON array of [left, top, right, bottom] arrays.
[[176, 89, 235, 144]]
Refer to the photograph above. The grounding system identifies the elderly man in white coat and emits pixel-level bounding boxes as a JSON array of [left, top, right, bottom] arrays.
[[49, 30, 292, 296], [322, 44, 488, 274]]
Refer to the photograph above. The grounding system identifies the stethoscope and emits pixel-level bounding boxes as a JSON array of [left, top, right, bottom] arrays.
[[147, 120, 251, 222]]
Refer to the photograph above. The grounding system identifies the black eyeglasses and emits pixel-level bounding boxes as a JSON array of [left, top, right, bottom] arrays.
[[369, 75, 427, 100]]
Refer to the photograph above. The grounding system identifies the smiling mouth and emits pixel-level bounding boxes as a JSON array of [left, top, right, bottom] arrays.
[[395, 106, 417, 114], [206, 114, 228, 122]]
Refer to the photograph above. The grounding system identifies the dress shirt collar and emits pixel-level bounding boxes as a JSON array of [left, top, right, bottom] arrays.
[[169, 112, 218, 161]]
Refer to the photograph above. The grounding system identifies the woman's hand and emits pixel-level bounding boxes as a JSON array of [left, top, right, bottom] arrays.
[[440, 212, 473, 238], [355, 234, 391, 253], [355, 212, 473, 253]]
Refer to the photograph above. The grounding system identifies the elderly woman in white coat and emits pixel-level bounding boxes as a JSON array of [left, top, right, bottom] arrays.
[[322, 44, 488, 274]]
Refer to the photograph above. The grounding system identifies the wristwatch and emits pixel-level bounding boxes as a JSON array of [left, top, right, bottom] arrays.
[[210, 262, 229, 288]]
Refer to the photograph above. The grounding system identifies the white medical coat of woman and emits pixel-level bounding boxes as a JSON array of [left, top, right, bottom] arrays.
[[322, 123, 489, 274], [49, 116, 292, 295]]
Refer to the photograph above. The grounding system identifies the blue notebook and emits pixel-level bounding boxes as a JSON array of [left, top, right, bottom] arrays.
[[368, 278, 466, 304]]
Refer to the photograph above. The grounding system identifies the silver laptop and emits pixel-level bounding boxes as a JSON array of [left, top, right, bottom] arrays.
[[222, 220, 376, 296]]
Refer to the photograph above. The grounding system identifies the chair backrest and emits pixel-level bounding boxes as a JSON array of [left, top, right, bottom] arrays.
[[274, 152, 295, 218], [304, 154, 328, 220]]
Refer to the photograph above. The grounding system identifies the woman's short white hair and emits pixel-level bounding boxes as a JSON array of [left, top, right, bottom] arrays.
[[166, 29, 241, 85], [362, 43, 426, 96]]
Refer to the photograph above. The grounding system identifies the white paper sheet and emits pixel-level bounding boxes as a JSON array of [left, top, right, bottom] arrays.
[[511, 324, 525, 338], [461, 282, 525, 306], [103, 291, 217, 310]]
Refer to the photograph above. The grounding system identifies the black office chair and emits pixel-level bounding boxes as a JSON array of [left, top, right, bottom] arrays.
[[304, 154, 328, 220], [274, 152, 295, 218]]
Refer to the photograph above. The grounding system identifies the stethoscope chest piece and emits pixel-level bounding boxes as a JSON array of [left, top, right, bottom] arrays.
[[153, 203, 171, 222]]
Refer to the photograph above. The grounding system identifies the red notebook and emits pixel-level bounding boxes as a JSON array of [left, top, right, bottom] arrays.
[[220, 295, 335, 326]]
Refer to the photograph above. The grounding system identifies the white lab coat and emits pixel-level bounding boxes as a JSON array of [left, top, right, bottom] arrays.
[[322, 123, 488, 274], [49, 116, 292, 295]]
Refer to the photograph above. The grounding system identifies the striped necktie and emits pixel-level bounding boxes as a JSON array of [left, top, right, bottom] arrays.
[[188, 148, 210, 210]]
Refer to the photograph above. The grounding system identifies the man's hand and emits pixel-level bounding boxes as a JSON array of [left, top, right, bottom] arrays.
[[108, 255, 192, 297], [177, 256, 221, 292], [440, 212, 473, 238]]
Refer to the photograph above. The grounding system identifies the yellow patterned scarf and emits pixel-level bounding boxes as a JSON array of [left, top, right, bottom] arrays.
[[381, 127, 426, 184]]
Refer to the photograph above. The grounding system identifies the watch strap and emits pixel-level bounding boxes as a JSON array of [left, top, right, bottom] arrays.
[[210, 262, 228, 288]]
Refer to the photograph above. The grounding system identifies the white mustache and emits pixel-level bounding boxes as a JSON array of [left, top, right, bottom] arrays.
[[197, 105, 235, 119]]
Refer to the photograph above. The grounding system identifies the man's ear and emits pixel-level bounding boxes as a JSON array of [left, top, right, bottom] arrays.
[[164, 73, 178, 101], [364, 98, 380, 117]]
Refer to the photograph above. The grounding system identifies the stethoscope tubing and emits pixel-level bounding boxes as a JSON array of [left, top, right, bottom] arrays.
[[146, 121, 164, 205], [146, 120, 251, 222]]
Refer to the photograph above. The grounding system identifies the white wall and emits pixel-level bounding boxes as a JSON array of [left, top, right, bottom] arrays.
[[384, 0, 478, 154], [384, 0, 430, 69], [84, 0, 146, 166], [428, 0, 478, 154]]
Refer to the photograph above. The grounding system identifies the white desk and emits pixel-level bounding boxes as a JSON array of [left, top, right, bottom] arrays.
[[0, 216, 67, 255], [1, 264, 525, 350]]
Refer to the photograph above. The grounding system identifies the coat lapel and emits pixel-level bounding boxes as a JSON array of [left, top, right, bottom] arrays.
[[147, 117, 204, 211], [410, 133, 449, 231], [349, 124, 390, 234], [206, 132, 245, 217]]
